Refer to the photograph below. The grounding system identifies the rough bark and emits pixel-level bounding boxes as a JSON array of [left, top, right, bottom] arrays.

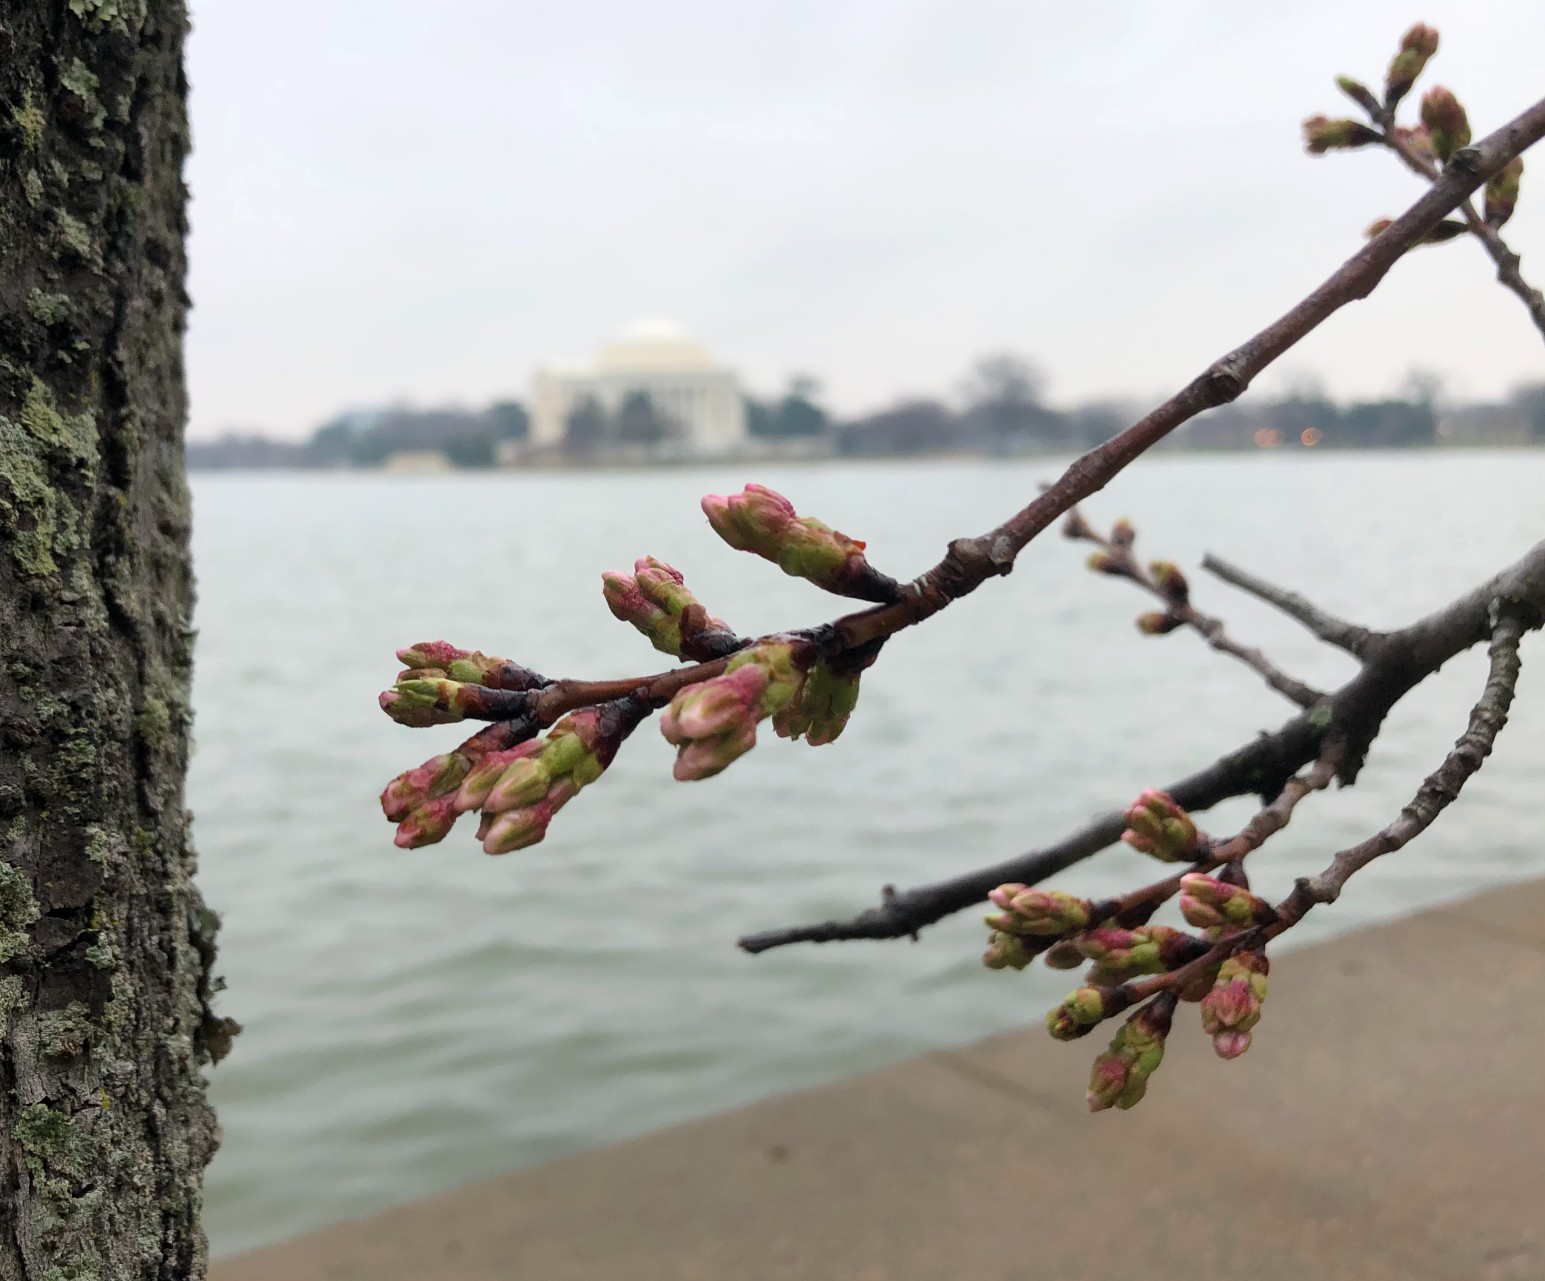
[[0, 3, 232, 1277]]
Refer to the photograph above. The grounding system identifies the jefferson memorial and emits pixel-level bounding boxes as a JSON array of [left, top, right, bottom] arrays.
[[529, 319, 748, 455]]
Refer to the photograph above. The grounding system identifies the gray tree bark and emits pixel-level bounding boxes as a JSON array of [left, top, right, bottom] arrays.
[[0, 2, 234, 1276]]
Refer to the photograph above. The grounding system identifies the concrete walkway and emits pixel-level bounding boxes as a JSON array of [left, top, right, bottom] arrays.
[[214, 879, 1545, 1281]]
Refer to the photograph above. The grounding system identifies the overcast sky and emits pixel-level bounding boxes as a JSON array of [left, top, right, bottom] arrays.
[[183, 1, 1545, 439]]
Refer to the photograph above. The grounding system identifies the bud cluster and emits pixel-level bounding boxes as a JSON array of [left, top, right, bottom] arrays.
[[381, 721, 525, 849], [1077, 924, 1203, 984], [461, 701, 644, 853], [1046, 985, 1119, 1041], [772, 656, 863, 746], [1087, 993, 1177, 1112], [1200, 949, 1269, 1059], [395, 641, 547, 692], [985, 885, 1092, 938], [601, 556, 738, 660], [701, 484, 899, 603], [1179, 872, 1275, 932], [1121, 789, 1201, 863]]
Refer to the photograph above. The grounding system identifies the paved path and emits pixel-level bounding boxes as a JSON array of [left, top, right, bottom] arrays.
[[214, 879, 1545, 1280]]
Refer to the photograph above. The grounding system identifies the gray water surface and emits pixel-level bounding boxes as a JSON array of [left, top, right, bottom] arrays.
[[191, 453, 1545, 1254]]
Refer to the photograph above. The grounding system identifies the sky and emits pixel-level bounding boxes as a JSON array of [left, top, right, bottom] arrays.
[[183, 1, 1545, 440]]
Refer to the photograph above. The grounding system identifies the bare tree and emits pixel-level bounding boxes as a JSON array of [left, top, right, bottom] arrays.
[[379, 27, 1545, 1114], [0, 1, 235, 1276]]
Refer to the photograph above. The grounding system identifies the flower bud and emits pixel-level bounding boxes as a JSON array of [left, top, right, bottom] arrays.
[[982, 930, 1038, 971], [1301, 115, 1382, 154], [1108, 517, 1136, 548], [381, 751, 473, 822], [394, 794, 461, 849], [481, 779, 580, 855], [772, 657, 862, 745], [379, 679, 529, 726], [1179, 872, 1275, 931], [1046, 986, 1115, 1041], [1136, 610, 1185, 636], [1086, 551, 1133, 578], [701, 484, 899, 602], [1148, 561, 1189, 606], [395, 641, 544, 691], [1419, 86, 1470, 163], [454, 740, 544, 812], [1485, 156, 1524, 229], [1076, 925, 1190, 983], [1334, 75, 1380, 117], [661, 644, 804, 782], [1365, 217, 1394, 240], [1120, 789, 1200, 863], [667, 664, 770, 741], [1200, 950, 1269, 1058], [1385, 23, 1439, 108], [603, 557, 736, 660], [985, 885, 1092, 937], [1086, 993, 1176, 1112]]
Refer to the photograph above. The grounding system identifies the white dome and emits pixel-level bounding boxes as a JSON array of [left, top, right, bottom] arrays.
[[597, 317, 716, 371]]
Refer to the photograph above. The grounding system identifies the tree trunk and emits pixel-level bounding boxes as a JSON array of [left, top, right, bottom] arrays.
[[0, 2, 233, 1276]]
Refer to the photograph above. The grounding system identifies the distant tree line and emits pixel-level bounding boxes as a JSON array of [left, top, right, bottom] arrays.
[[185, 359, 1545, 470], [187, 400, 529, 470]]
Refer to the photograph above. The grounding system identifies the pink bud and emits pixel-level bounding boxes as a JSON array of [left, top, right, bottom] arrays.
[[667, 665, 768, 740], [1419, 86, 1471, 163], [701, 484, 897, 602], [454, 741, 545, 813], [1121, 789, 1199, 862], [481, 780, 579, 854], [394, 794, 461, 849], [672, 719, 758, 782], [381, 751, 472, 821]]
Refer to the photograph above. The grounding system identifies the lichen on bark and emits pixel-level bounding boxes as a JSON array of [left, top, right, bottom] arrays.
[[0, 3, 234, 1277]]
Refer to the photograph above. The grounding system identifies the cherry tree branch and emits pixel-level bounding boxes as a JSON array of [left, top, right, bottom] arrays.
[[401, 96, 1545, 756], [738, 541, 1545, 953], [1201, 554, 1378, 658], [1066, 507, 1326, 708], [1277, 601, 1529, 925], [1378, 116, 1545, 341]]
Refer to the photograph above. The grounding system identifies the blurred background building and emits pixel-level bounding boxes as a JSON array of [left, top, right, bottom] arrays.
[[525, 319, 748, 460]]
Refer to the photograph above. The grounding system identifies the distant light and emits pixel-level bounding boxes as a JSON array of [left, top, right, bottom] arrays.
[[1300, 427, 1322, 447], [1253, 427, 1284, 448], [1436, 421, 1453, 437]]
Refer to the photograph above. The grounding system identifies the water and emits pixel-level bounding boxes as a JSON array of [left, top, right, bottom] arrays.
[[192, 452, 1545, 1255]]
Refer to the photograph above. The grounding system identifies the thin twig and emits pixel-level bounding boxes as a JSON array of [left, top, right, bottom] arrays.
[[1201, 554, 1377, 658], [1277, 601, 1529, 925], [738, 541, 1545, 954], [1068, 505, 1325, 708], [394, 99, 1545, 743], [1380, 121, 1545, 341]]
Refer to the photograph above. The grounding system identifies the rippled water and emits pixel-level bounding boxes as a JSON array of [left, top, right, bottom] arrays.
[[192, 452, 1545, 1255]]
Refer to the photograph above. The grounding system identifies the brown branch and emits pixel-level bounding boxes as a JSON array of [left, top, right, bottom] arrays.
[[820, 95, 1545, 656], [738, 540, 1545, 954], [1071, 508, 1325, 708], [1179, 614, 1324, 707], [1277, 601, 1529, 926], [1201, 554, 1377, 658], [394, 97, 1545, 752], [1380, 121, 1545, 341]]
